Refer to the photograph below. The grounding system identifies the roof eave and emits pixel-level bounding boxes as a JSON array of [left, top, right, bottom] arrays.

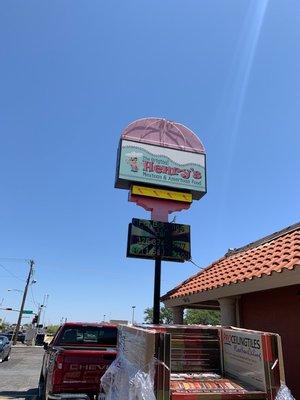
[[163, 264, 300, 308]]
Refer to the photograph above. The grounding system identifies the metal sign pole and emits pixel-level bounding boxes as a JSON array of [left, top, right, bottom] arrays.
[[153, 257, 161, 324]]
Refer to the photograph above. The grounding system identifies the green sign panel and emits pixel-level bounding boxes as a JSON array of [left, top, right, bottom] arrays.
[[127, 218, 191, 262], [23, 310, 33, 315]]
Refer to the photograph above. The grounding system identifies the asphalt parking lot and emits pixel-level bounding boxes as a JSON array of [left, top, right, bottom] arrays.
[[0, 346, 44, 399]]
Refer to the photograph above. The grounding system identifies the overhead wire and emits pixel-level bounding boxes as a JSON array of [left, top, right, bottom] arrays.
[[0, 263, 25, 282], [189, 259, 206, 272], [30, 287, 39, 309], [30, 267, 39, 309], [2, 258, 39, 310]]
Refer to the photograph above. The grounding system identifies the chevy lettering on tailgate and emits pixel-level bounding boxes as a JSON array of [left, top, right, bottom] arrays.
[[63, 363, 110, 383]]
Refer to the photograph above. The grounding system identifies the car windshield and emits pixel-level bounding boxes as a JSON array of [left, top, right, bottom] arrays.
[[59, 327, 117, 346], [0, 337, 5, 344]]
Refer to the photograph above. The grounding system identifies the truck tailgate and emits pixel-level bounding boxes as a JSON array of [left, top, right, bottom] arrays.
[[54, 349, 116, 393]]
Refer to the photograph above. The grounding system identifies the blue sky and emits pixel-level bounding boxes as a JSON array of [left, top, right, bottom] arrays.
[[0, 0, 299, 325]]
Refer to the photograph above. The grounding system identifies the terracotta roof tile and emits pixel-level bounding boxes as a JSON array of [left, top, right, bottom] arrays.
[[162, 223, 300, 301]]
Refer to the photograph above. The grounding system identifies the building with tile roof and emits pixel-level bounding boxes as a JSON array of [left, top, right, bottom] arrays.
[[162, 222, 300, 398]]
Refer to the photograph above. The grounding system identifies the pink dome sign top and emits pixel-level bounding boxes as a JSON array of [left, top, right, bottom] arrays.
[[121, 117, 205, 154]]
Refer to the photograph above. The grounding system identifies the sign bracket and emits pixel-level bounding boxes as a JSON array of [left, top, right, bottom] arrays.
[[129, 193, 190, 222]]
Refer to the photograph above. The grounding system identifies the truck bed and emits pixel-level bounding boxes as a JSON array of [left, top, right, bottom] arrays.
[[100, 325, 283, 400]]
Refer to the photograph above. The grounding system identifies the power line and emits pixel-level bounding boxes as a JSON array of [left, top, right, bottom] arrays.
[[0, 258, 30, 263], [189, 259, 206, 271], [0, 263, 25, 282], [30, 286, 38, 308]]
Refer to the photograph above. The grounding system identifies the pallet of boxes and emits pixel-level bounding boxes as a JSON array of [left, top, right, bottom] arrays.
[[100, 324, 294, 400]]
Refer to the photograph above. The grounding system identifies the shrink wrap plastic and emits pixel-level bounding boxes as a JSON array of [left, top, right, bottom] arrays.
[[101, 326, 156, 400], [275, 385, 295, 400]]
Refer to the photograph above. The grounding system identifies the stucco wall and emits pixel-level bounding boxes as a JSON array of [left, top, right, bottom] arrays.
[[240, 284, 300, 399]]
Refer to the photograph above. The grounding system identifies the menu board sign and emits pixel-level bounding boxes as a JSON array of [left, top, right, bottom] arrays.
[[127, 218, 191, 262]]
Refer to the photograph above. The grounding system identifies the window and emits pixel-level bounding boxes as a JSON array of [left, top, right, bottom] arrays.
[[60, 327, 117, 345], [0, 336, 8, 345]]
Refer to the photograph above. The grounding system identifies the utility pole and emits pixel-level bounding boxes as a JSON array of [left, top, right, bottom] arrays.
[[36, 304, 43, 326], [12, 260, 34, 345], [42, 294, 49, 326], [131, 306, 136, 325], [36, 294, 48, 326]]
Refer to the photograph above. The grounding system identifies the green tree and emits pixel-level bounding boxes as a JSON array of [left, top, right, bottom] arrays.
[[184, 309, 220, 325], [144, 307, 174, 324], [45, 325, 60, 336], [0, 319, 9, 332]]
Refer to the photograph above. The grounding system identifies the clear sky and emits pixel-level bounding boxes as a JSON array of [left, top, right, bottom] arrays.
[[0, 0, 299, 325]]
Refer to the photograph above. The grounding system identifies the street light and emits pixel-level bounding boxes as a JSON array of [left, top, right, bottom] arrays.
[[131, 306, 136, 325], [7, 289, 23, 293]]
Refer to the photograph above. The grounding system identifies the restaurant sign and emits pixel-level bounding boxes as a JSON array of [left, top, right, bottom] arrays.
[[115, 140, 206, 200]]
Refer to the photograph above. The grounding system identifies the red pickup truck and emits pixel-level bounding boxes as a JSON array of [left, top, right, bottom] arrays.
[[38, 322, 117, 400]]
